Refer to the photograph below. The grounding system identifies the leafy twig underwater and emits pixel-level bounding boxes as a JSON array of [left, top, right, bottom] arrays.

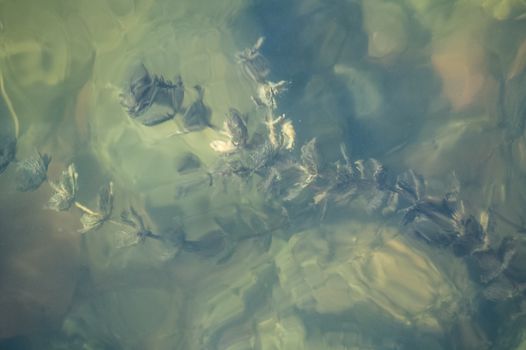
[[46, 164, 120, 233]]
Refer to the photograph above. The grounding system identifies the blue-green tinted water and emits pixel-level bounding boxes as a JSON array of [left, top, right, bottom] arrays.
[[1, 0, 526, 349]]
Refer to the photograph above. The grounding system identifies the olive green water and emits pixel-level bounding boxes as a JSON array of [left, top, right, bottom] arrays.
[[2, 0, 526, 349]]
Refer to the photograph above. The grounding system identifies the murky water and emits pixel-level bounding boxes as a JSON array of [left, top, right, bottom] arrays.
[[1, 0, 526, 349]]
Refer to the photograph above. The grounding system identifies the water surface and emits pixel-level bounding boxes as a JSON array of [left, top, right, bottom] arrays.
[[1, 0, 526, 349]]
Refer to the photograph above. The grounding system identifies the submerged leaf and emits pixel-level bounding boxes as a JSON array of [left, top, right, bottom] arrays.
[[225, 108, 248, 148], [181, 230, 227, 258], [120, 64, 157, 117], [47, 163, 78, 212], [253, 80, 288, 110], [97, 182, 114, 216], [395, 169, 426, 202], [247, 142, 278, 173], [120, 205, 159, 242], [280, 119, 296, 150], [121, 65, 185, 127], [78, 182, 114, 233], [300, 138, 321, 177], [15, 152, 51, 192], [236, 36, 270, 84], [182, 85, 211, 131], [79, 211, 106, 234]]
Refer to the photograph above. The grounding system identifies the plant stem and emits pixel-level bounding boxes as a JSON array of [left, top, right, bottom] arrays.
[[0, 69, 20, 138], [74, 201, 99, 216]]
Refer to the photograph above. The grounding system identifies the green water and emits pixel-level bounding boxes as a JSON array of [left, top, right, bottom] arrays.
[[1, 0, 526, 349]]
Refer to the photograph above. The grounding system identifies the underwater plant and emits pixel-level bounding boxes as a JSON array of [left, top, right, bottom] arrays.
[[47, 163, 79, 212], [77, 182, 114, 233], [15, 152, 51, 192]]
